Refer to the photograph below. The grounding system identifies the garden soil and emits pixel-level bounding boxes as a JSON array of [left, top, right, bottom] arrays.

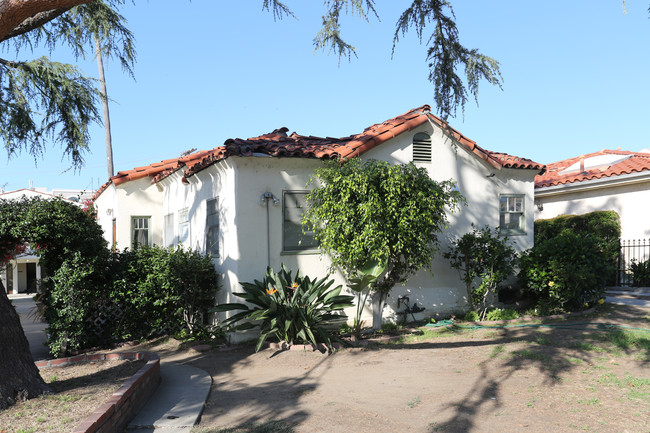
[[141, 304, 650, 433]]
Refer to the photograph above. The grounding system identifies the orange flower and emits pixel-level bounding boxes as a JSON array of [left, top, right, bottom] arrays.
[[288, 282, 299, 290], [266, 288, 278, 295]]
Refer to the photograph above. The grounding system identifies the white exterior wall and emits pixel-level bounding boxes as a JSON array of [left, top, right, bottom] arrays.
[[360, 120, 536, 319], [94, 184, 117, 247], [188, 119, 538, 326], [535, 178, 650, 240], [94, 178, 163, 250]]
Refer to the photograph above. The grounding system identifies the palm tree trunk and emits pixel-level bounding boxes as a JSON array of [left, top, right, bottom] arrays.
[[95, 34, 114, 178]]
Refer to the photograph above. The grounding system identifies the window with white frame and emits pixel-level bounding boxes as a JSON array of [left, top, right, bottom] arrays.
[[283, 191, 318, 251], [499, 195, 525, 235], [132, 216, 151, 247], [178, 208, 190, 245], [206, 198, 219, 257], [164, 213, 175, 247]]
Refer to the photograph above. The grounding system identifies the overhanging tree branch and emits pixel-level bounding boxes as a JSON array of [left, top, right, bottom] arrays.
[[0, 7, 72, 43], [0, 0, 93, 42]]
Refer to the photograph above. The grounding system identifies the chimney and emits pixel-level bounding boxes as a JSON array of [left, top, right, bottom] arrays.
[[579, 156, 585, 173]]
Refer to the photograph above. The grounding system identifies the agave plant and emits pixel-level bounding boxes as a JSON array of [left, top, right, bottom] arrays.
[[212, 264, 354, 352]]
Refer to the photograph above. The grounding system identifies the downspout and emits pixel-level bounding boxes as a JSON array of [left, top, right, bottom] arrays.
[[260, 192, 279, 268], [112, 218, 117, 252]]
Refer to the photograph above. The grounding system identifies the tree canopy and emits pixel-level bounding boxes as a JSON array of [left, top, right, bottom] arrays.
[[1, 0, 500, 167], [303, 158, 463, 327], [0, 0, 134, 169], [0, 196, 107, 409]]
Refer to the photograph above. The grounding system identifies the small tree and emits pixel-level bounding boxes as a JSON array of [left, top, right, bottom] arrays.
[[303, 158, 463, 329], [347, 260, 385, 340], [444, 225, 518, 320]]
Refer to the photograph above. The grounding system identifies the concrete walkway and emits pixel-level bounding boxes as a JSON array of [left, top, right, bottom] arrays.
[[126, 363, 212, 432], [605, 286, 650, 307], [9, 294, 211, 432], [9, 293, 49, 361]]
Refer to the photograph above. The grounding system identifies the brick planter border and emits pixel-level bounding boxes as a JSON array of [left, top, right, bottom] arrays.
[[35, 352, 161, 433]]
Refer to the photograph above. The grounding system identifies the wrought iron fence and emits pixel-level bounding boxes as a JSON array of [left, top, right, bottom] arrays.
[[617, 239, 650, 286]]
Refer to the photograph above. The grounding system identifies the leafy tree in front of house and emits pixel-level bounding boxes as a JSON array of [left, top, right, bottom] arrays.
[[444, 225, 518, 320], [0, 196, 107, 409], [303, 158, 463, 329]]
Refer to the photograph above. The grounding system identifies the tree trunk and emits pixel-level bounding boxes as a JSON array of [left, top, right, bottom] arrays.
[[95, 34, 114, 179], [0, 282, 50, 409], [371, 291, 386, 330]]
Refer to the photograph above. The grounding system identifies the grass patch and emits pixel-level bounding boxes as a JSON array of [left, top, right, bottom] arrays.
[[489, 345, 505, 358], [597, 373, 650, 401], [511, 349, 551, 363], [407, 396, 421, 408], [193, 421, 295, 433]]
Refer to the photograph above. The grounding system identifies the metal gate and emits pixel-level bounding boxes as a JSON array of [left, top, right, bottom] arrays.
[[617, 239, 650, 286]]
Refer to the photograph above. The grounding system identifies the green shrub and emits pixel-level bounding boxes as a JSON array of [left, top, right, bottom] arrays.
[[519, 231, 609, 314], [46, 253, 112, 355], [112, 246, 219, 340], [464, 311, 480, 322], [444, 225, 518, 320], [629, 259, 650, 287], [535, 211, 620, 285], [484, 308, 519, 321], [213, 264, 354, 351], [47, 246, 219, 355]]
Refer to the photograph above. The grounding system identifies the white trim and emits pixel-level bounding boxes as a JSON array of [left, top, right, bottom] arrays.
[[536, 170, 650, 197]]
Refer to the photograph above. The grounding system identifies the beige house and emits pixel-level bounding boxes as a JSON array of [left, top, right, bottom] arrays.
[[94, 105, 544, 323]]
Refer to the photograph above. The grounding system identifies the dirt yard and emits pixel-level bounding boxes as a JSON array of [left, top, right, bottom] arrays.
[[138, 304, 650, 433]]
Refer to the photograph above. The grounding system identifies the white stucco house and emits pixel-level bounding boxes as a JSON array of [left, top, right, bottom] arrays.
[[94, 105, 544, 322], [0, 188, 87, 294], [534, 149, 650, 241], [534, 149, 650, 285]]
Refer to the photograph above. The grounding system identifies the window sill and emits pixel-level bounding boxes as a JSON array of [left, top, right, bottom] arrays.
[[499, 230, 526, 237], [281, 249, 320, 256]]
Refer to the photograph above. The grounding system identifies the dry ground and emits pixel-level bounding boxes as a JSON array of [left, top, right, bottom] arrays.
[[2, 304, 648, 433], [0, 359, 145, 433], [157, 304, 649, 433]]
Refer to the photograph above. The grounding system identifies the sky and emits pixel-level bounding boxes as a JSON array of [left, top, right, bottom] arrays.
[[2, 1, 650, 193]]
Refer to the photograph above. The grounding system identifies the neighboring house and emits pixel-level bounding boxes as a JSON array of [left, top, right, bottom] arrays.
[[534, 149, 650, 240], [0, 188, 86, 294], [94, 105, 544, 322]]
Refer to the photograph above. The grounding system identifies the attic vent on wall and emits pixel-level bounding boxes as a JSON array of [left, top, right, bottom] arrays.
[[413, 132, 432, 163]]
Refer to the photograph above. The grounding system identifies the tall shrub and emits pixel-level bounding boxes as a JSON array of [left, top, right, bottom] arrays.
[[519, 231, 610, 313], [111, 246, 219, 340], [534, 211, 620, 285], [47, 245, 219, 355]]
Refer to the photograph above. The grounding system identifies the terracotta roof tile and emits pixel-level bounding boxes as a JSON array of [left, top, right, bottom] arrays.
[[92, 150, 214, 200], [95, 105, 544, 199], [179, 105, 544, 181], [535, 149, 650, 188]]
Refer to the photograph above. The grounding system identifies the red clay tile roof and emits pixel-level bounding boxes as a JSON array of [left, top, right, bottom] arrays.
[[177, 105, 544, 182], [92, 150, 214, 200], [535, 149, 650, 188], [94, 105, 544, 199]]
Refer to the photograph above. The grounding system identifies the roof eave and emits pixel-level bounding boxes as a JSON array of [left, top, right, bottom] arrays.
[[535, 169, 650, 197]]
